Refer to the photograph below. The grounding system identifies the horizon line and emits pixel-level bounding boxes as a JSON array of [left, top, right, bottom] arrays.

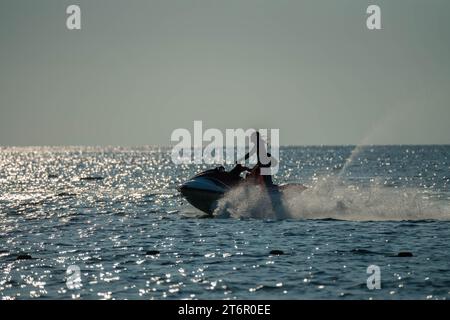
[[1, 143, 449, 149]]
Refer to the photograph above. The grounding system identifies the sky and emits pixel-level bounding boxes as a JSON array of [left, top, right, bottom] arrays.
[[1, 0, 449, 146]]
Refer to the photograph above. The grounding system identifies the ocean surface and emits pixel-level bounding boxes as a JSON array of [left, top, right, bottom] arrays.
[[0, 145, 449, 300]]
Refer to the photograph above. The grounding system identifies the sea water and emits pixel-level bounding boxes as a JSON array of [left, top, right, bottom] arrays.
[[0, 145, 449, 299]]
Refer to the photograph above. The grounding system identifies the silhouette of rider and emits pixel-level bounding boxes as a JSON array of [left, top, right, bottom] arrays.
[[233, 131, 277, 187]]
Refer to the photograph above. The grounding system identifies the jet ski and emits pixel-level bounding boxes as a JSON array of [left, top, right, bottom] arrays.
[[178, 131, 306, 215], [178, 165, 306, 215]]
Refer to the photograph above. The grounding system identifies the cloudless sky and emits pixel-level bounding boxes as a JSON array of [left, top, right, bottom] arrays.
[[1, 0, 449, 146]]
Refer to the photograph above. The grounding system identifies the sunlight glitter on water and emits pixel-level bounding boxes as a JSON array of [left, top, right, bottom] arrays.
[[0, 146, 449, 299]]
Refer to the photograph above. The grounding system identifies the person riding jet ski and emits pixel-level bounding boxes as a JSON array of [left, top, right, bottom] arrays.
[[231, 131, 277, 188], [179, 130, 304, 215]]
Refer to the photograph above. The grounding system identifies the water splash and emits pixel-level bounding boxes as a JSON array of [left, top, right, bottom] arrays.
[[213, 177, 450, 221]]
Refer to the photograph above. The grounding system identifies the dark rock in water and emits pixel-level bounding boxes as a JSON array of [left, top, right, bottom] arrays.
[[351, 248, 375, 255], [56, 192, 76, 197], [16, 254, 32, 260], [48, 174, 58, 179], [146, 250, 160, 256], [80, 176, 104, 181], [397, 252, 413, 257], [269, 250, 284, 255]]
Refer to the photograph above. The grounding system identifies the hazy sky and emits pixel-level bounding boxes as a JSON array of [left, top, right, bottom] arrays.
[[1, 0, 449, 146]]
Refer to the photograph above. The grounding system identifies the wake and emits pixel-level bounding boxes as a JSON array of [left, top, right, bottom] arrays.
[[213, 177, 450, 221]]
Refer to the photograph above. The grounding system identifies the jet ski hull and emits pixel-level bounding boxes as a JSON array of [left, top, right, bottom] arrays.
[[178, 176, 229, 214]]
